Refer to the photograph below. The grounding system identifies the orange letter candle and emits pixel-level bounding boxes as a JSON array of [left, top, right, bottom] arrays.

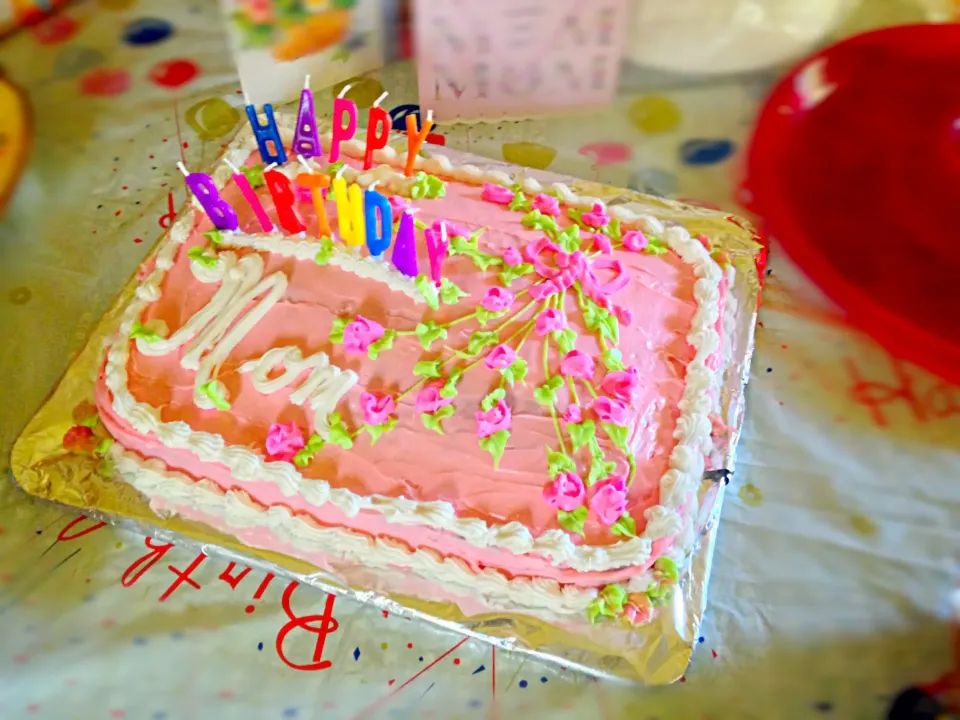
[[296, 155, 331, 238], [404, 109, 434, 177]]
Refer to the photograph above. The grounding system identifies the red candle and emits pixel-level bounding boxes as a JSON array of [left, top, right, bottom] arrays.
[[364, 91, 392, 171], [264, 167, 306, 234]]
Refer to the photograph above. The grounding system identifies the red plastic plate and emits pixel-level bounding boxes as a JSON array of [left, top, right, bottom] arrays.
[[746, 24, 960, 385]]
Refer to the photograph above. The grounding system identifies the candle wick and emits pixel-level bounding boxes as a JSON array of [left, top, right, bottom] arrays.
[[265, 162, 278, 172], [335, 165, 347, 180], [373, 91, 389, 108], [224, 159, 240, 174], [242, 90, 252, 106], [337, 84, 352, 99], [176, 161, 189, 177], [303, 74, 311, 90], [368, 181, 379, 191], [426, 109, 434, 123], [297, 154, 313, 173]]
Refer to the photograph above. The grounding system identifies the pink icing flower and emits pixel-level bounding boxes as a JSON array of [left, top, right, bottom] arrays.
[[535, 307, 567, 336], [542, 471, 586, 512], [622, 230, 649, 252], [531, 193, 560, 217], [623, 593, 653, 625], [502, 246, 523, 267], [524, 237, 586, 300], [581, 203, 609, 228], [432, 218, 469, 239], [612, 304, 633, 326], [475, 399, 512, 438], [265, 421, 305, 462], [601, 368, 641, 403], [481, 286, 515, 312], [388, 195, 411, 215], [482, 183, 514, 205], [590, 476, 628, 525], [562, 404, 582, 424], [560, 350, 595, 379], [697, 233, 712, 251], [591, 233, 613, 255], [484, 344, 517, 370], [593, 396, 631, 426], [360, 392, 395, 426], [415, 384, 453, 414], [342, 316, 385, 355]]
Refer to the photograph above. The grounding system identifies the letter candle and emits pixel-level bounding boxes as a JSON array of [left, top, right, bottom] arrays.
[[224, 158, 273, 233], [364, 91, 392, 171], [404, 109, 434, 177], [264, 163, 306, 234], [363, 181, 393, 258], [244, 93, 287, 165], [292, 75, 321, 159], [332, 166, 364, 248], [177, 161, 239, 231], [329, 84, 358, 164], [391, 208, 419, 278], [295, 155, 331, 237]]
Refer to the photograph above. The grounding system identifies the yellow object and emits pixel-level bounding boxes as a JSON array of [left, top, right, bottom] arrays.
[[185, 98, 241, 142], [331, 77, 386, 110], [628, 96, 682, 134], [333, 176, 364, 246], [500, 142, 556, 170], [272, 10, 352, 63], [0, 69, 30, 217], [347, 182, 365, 246]]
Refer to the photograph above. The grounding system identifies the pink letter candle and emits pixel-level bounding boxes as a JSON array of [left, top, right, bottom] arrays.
[[363, 182, 393, 258], [178, 162, 238, 231], [425, 220, 448, 285], [329, 85, 358, 164], [391, 209, 418, 278], [364, 91, 392, 171], [244, 98, 287, 165], [292, 75, 321, 159], [225, 159, 273, 233], [265, 167, 306, 234]]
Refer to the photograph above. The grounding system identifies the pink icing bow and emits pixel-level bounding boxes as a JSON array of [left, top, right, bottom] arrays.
[[475, 398, 512, 438], [265, 421, 306, 462], [482, 286, 515, 312], [524, 237, 630, 304], [543, 471, 586, 512], [482, 183, 514, 205], [580, 257, 630, 306], [590, 473, 628, 525], [360, 392, 395, 426], [343, 316, 385, 355]]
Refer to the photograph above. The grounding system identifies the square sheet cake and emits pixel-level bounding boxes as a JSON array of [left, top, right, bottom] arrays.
[[96, 118, 738, 627]]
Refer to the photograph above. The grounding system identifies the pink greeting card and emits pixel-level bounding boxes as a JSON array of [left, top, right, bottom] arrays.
[[413, 0, 628, 122]]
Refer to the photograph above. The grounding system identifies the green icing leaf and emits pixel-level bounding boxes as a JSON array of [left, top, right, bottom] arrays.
[[475, 306, 506, 327], [440, 368, 464, 399], [644, 239, 670, 255], [410, 172, 446, 200], [294, 434, 326, 467], [327, 413, 354, 449], [414, 360, 443, 379], [567, 420, 596, 451], [610, 513, 637, 538], [93, 437, 114, 458], [415, 321, 448, 351], [480, 387, 506, 412], [478, 430, 509, 468], [449, 234, 479, 256], [315, 235, 335, 266], [602, 422, 630, 451], [498, 262, 534, 287], [533, 376, 564, 407], [129, 321, 163, 343], [325, 161, 346, 178], [421, 404, 455, 435], [241, 164, 266, 188], [546, 448, 576, 478], [582, 297, 619, 344], [508, 192, 528, 212], [203, 229, 223, 246], [466, 330, 498, 356], [78, 414, 100, 429], [600, 348, 626, 371], [426, 174, 446, 198], [367, 329, 397, 360], [199, 380, 231, 411], [500, 357, 528, 386], [598, 312, 619, 344], [654, 557, 679, 584], [588, 445, 617, 485], [187, 245, 218, 269], [521, 209, 558, 234], [415, 275, 440, 310], [606, 218, 622, 241], [556, 225, 581, 253], [586, 597, 606, 624], [329, 317, 349, 344], [557, 505, 587, 536], [365, 416, 398, 445], [470, 252, 501, 271], [599, 584, 627, 614], [553, 328, 577, 354], [439, 278, 468, 306], [568, 207, 585, 226]]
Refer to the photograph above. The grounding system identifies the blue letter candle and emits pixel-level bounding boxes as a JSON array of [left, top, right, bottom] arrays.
[[363, 183, 393, 258], [245, 99, 287, 165]]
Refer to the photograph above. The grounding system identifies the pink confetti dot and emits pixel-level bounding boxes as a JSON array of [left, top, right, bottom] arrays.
[[13, 654, 28, 664], [26, 704, 39, 714], [217, 690, 233, 700], [110, 710, 126, 718], [79, 68, 131, 97], [322, 701, 336, 710], [65, 679, 78, 686]]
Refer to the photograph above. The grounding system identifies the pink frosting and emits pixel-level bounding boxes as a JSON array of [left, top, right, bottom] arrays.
[[600, 368, 641, 403], [388, 195, 411, 215], [265, 421, 305, 462], [590, 475, 628, 526], [343, 316, 384, 355], [542, 472, 585, 512], [484, 344, 516, 370], [534, 307, 566, 336], [593, 396, 630, 425], [433, 218, 468, 239], [531, 193, 560, 217], [560, 350, 594, 379], [501, 246, 523, 266], [415, 384, 453, 414], [360, 392, 395, 426], [481, 183, 514, 205], [623, 593, 653, 625], [592, 234, 613, 255], [581, 203, 609, 228], [622, 230, 648, 252], [562, 404, 582, 424], [481, 287, 515, 312], [475, 399, 511, 438]]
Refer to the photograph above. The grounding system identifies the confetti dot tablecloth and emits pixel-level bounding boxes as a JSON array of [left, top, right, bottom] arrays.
[[1, 2, 959, 719]]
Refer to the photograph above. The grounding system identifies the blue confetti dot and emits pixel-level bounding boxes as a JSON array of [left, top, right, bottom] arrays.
[[698, 636, 705, 643], [540, 677, 548, 684], [282, 709, 298, 718], [472, 665, 485, 675], [679, 139, 736, 167], [152, 713, 168, 720], [257, 642, 264, 651], [132, 637, 147, 645], [123, 18, 174, 46], [418, 656, 423, 662], [766, 368, 772, 373], [353, 647, 361, 661], [814, 701, 833, 712], [519, 680, 528, 689], [468, 699, 482, 708], [68, 636, 83, 645]]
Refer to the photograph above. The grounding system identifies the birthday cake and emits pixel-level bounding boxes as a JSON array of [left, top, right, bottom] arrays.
[[95, 109, 737, 627]]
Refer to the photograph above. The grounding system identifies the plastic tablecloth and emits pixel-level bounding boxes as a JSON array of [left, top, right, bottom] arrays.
[[1, 2, 959, 718]]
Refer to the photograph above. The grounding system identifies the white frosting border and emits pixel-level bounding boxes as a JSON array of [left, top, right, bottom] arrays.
[[102, 118, 727, 576]]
